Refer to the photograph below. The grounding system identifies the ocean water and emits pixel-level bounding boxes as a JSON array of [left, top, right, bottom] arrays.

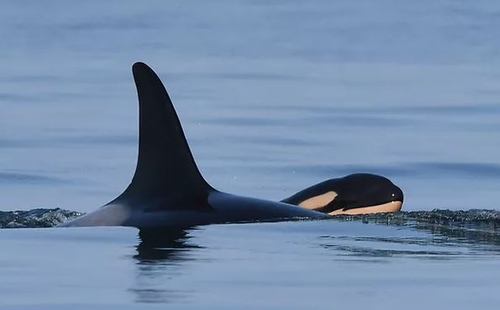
[[1, 0, 500, 308]]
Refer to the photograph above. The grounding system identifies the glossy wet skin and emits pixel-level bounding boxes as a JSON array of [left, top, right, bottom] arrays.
[[60, 63, 403, 229], [282, 173, 404, 215], [60, 62, 329, 229]]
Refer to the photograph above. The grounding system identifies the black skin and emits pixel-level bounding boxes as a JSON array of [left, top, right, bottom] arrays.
[[59, 63, 403, 229], [281, 173, 404, 213]]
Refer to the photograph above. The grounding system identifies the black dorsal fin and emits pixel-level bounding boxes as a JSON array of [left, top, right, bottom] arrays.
[[113, 62, 212, 208]]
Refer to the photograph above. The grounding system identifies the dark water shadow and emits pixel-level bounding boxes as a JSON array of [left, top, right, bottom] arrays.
[[129, 228, 203, 304], [135, 228, 202, 263]]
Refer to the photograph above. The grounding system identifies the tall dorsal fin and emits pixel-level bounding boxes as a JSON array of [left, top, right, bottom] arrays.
[[113, 62, 212, 208]]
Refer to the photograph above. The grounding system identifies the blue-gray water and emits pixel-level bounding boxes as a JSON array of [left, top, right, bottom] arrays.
[[1, 0, 500, 308]]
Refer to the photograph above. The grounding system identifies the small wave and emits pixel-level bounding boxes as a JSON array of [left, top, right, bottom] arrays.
[[333, 209, 500, 248], [0, 172, 66, 185], [1, 208, 500, 231], [0, 208, 83, 228], [333, 209, 500, 228]]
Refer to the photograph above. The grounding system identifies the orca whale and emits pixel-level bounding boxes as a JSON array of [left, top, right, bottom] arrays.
[[281, 173, 403, 215], [60, 62, 403, 229]]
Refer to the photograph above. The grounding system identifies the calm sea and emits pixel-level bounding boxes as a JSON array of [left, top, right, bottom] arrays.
[[1, 0, 500, 309]]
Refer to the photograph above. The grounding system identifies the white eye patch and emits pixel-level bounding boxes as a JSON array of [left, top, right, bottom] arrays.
[[298, 191, 338, 209]]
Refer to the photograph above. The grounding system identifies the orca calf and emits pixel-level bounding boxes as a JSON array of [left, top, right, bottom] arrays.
[[60, 62, 403, 229], [282, 173, 403, 215]]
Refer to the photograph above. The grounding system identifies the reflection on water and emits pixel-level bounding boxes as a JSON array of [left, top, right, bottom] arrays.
[[135, 228, 201, 262], [130, 228, 201, 304], [123, 214, 500, 304]]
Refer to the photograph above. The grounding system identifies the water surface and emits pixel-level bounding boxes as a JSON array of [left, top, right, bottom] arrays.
[[2, 221, 500, 309], [1, 0, 500, 308]]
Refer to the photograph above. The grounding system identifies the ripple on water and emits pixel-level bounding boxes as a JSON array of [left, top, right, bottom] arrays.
[[0, 172, 67, 185]]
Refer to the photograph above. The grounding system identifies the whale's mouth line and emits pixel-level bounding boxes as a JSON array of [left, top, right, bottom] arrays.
[[329, 201, 403, 216]]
